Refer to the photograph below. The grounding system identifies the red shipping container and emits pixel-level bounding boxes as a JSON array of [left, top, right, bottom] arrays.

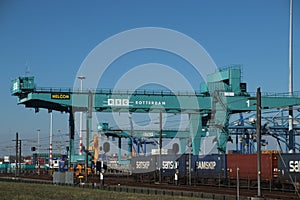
[[37, 158, 45, 165], [227, 153, 278, 181]]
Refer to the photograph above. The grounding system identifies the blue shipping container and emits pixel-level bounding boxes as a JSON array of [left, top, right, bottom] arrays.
[[177, 155, 187, 177], [278, 153, 300, 183], [160, 155, 178, 177], [193, 154, 227, 179]]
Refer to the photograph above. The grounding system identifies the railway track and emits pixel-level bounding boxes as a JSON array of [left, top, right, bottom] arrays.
[[91, 175, 300, 199], [1, 173, 299, 199]]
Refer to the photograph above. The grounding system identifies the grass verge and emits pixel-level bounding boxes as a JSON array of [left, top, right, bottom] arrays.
[[0, 181, 207, 200]]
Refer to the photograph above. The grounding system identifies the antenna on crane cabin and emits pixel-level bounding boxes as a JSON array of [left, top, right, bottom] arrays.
[[25, 61, 30, 76]]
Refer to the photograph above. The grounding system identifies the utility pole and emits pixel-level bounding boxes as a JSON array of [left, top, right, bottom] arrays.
[[159, 111, 162, 183], [188, 140, 192, 186], [288, 0, 294, 153], [256, 87, 262, 198], [49, 111, 53, 171], [19, 140, 22, 175], [37, 129, 40, 175], [129, 114, 133, 158], [13, 133, 22, 176], [237, 167, 240, 200], [15, 132, 18, 177]]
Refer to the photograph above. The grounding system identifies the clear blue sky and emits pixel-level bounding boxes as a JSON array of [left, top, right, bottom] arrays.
[[0, 0, 299, 157]]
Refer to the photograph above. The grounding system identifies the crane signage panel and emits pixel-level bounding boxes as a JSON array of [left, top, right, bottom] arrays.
[[135, 100, 166, 106], [106, 98, 166, 107], [107, 98, 129, 106], [51, 93, 70, 100]]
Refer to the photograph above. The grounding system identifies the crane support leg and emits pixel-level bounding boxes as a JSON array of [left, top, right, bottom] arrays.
[[179, 138, 187, 154], [189, 113, 203, 155], [127, 139, 132, 158], [217, 131, 229, 154]]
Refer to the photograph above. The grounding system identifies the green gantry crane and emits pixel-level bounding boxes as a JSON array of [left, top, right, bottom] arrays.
[[11, 67, 300, 164]]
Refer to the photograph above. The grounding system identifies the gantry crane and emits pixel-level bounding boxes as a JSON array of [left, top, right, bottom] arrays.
[[11, 66, 300, 166]]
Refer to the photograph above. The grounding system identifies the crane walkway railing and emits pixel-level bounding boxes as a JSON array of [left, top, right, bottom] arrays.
[[30, 87, 300, 98], [34, 87, 205, 96]]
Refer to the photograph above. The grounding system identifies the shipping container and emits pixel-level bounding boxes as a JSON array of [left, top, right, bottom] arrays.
[[227, 153, 278, 181], [130, 155, 156, 174], [160, 155, 178, 177], [175, 154, 226, 183], [177, 155, 188, 178], [0, 164, 8, 173], [6, 163, 35, 174], [277, 153, 300, 184], [37, 158, 45, 165], [193, 154, 227, 179]]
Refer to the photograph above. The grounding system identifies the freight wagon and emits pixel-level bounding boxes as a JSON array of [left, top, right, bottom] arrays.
[[130, 152, 299, 190], [0, 163, 36, 174]]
